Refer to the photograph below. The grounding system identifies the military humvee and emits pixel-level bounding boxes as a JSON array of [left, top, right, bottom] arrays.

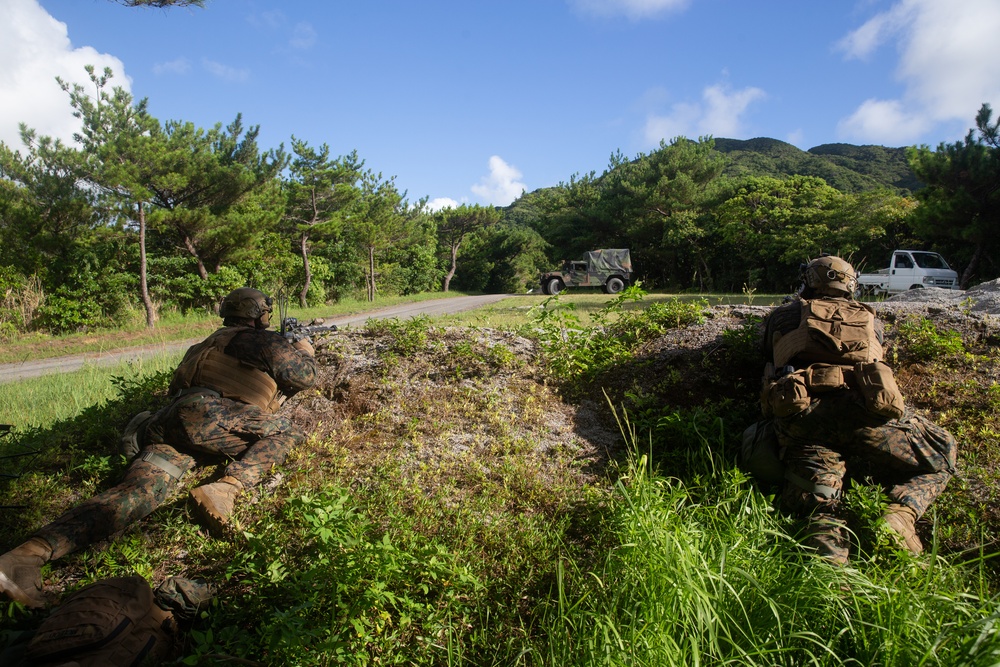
[[540, 249, 633, 295]]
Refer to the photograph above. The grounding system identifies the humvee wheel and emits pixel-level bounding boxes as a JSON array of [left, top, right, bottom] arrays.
[[546, 277, 563, 295], [605, 277, 625, 294]]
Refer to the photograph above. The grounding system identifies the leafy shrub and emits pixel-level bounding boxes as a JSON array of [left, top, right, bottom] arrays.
[[0, 268, 44, 337], [529, 285, 708, 390], [192, 488, 481, 665], [33, 265, 137, 334], [895, 317, 965, 362], [365, 315, 432, 355]]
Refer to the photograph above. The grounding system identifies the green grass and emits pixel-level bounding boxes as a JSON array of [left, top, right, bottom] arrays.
[[434, 292, 784, 328], [0, 353, 182, 431]]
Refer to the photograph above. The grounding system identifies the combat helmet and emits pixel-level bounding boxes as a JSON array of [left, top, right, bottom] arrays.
[[219, 287, 273, 325], [803, 255, 858, 297]]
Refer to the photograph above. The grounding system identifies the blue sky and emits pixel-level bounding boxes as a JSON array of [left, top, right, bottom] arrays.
[[3, 0, 999, 210]]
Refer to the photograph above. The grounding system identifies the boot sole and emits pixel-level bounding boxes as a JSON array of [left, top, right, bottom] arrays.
[[0, 570, 44, 608], [190, 488, 230, 536]]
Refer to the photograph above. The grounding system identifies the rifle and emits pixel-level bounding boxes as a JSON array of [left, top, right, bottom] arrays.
[[274, 290, 338, 342], [280, 316, 338, 342]]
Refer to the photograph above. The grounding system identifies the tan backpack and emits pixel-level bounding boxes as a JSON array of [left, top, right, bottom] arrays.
[[771, 298, 883, 368], [26, 576, 176, 667]]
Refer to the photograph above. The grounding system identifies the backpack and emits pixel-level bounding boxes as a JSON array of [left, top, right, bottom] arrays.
[[772, 298, 882, 368], [25, 576, 177, 667]]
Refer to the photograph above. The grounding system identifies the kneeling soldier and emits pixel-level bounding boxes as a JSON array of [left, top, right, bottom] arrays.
[[754, 256, 957, 564]]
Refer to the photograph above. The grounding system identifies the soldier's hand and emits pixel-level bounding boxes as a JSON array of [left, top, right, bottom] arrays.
[[292, 337, 315, 356]]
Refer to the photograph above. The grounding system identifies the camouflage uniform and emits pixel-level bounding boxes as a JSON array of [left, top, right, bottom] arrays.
[[35, 326, 317, 560], [762, 298, 957, 560]]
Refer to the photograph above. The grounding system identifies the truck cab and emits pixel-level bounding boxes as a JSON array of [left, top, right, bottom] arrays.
[[856, 250, 959, 296]]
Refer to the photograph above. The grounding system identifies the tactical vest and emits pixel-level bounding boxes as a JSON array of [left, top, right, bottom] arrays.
[[763, 299, 904, 421], [771, 298, 883, 368], [170, 327, 283, 413]]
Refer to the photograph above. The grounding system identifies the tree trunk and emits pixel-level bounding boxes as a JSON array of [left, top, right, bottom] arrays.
[[960, 242, 984, 289], [183, 235, 209, 280], [368, 245, 376, 302], [299, 232, 311, 308], [138, 201, 156, 329], [443, 242, 459, 292]]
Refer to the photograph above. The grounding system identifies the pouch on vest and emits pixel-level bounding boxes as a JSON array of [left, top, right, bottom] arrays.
[[761, 372, 811, 418], [854, 361, 905, 420], [803, 364, 849, 392], [26, 575, 176, 667]]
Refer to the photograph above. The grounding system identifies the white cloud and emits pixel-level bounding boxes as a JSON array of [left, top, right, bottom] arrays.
[[837, 98, 930, 144], [290, 22, 317, 50], [471, 156, 526, 206], [644, 83, 765, 144], [0, 0, 129, 149], [570, 0, 690, 20], [836, 4, 910, 60], [153, 58, 191, 75], [203, 59, 250, 82], [426, 197, 461, 212], [837, 0, 1000, 143]]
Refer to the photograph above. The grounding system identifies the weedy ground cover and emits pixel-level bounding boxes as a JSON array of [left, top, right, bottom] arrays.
[[1, 291, 998, 666]]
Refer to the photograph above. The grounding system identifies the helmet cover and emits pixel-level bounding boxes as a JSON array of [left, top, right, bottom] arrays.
[[803, 255, 857, 297], [219, 287, 273, 322]]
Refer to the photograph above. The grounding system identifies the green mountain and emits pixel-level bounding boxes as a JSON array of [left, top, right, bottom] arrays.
[[713, 137, 921, 194]]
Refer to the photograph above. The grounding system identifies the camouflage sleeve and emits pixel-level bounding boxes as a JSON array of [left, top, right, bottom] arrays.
[[761, 300, 802, 363], [266, 335, 318, 394], [227, 330, 318, 395]]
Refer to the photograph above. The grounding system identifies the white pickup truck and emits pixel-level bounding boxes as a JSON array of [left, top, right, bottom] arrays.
[[856, 250, 960, 297]]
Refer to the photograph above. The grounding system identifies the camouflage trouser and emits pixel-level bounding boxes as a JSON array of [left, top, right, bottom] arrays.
[[37, 393, 303, 559], [775, 390, 957, 554]]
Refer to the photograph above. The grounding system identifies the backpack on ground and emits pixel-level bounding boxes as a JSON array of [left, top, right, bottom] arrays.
[[25, 575, 177, 667]]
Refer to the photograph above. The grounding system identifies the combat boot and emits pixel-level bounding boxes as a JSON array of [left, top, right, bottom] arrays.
[[883, 503, 923, 555], [190, 476, 244, 535], [0, 537, 52, 607]]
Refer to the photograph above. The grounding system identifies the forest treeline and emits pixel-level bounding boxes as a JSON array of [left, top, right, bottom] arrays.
[[2, 66, 998, 337]]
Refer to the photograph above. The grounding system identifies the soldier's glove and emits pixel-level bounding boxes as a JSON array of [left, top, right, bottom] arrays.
[[293, 337, 315, 356]]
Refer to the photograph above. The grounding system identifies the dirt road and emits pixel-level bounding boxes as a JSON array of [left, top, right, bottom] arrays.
[[0, 294, 513, 384]]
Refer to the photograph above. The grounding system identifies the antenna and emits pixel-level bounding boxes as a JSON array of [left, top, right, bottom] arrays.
[[276, 288, 289, 336]]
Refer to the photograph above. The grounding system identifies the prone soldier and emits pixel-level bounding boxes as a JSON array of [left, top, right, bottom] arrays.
[[0, 287, 317, 607]]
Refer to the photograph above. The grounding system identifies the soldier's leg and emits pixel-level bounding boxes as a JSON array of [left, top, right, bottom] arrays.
[[169, 396, 302, 533], [779, 439, 849, 564], [0, 443, 192, 606], [34, 443, 193, 559], [852, 413, 957, 554], [171, 396, 302, 487]]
